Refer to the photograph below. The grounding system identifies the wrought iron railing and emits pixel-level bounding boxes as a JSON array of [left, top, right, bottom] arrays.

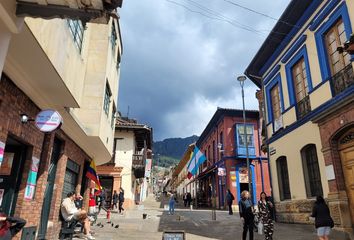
[[297, 95, 311, 119], [330, 64, 354, 96]]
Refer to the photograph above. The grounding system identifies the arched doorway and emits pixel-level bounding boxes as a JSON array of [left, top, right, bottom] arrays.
[[338, 127, 354, 227]]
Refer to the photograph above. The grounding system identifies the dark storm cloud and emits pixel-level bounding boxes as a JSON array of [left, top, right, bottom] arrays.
[[118, 0, 288, 140]]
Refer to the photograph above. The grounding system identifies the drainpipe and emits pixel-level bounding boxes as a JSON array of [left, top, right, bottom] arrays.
[[257, 118, 265, 192]]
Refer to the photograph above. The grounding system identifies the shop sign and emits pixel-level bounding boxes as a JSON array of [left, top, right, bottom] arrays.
[[163, 231, 185, 240], [35, 109, 62, 132], [217, 167, 226, 176], [239, 167, 249, 183], [24, 157, 40, 200]]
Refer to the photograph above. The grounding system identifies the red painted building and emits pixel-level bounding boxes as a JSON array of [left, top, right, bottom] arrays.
[[196, 108, 271, 208]]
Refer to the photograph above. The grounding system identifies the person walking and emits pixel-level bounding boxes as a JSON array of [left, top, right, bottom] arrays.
[[311, 196, 334, 240], [183, 193, 188, 207], [226, 189, 235, 215], [168, 192, 176, 215], [112, 190, 119, 211], [258, 192, 274, 240], [187, 192, 192, 207], [239, 190, 254, 240], [118, 188, 125, 214]]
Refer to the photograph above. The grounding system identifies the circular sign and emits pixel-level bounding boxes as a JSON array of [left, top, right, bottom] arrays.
[[35, 109, 62, 132]]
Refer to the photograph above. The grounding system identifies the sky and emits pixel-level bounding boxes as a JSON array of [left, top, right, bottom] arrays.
[[117, 0, 289, 141]]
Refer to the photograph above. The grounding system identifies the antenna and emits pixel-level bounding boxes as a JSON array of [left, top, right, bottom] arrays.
[[127, 105, 130, 118]]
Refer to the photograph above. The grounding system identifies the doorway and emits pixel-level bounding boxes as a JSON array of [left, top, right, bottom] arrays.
[[0, 137, 27, 216], [338, 128, 354, 226], [236, 164, 256, 204], [38, 137, 62, 239]]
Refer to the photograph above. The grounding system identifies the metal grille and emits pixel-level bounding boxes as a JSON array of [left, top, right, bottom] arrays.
[[330, 64, 354, 96]]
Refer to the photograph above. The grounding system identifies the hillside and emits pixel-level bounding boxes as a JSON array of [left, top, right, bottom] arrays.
[[153, 135, 199, 167]]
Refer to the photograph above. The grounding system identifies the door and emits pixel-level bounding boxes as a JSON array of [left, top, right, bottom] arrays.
[[339, 132, 354, 226], [37, 138, 62, 239], [0, 138, 26, 216]]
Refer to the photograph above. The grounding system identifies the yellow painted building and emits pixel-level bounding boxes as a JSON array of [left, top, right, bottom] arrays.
[[246, 0, 354, 237]]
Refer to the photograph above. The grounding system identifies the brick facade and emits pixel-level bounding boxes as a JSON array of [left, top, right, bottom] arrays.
[[0, 74, 91, 239]]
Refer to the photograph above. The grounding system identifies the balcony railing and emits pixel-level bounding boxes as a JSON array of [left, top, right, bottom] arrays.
[[297, 95, 311, 120], [330, 64, 354, 96]]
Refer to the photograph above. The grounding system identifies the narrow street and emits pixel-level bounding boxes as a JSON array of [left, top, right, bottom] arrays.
[[86, 195, 348, 240]]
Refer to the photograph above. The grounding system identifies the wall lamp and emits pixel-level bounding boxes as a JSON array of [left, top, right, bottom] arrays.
[[20, 114, 34, 124]]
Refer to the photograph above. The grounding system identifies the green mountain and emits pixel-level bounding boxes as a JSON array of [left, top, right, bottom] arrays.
[[153, 135, 199, 167]]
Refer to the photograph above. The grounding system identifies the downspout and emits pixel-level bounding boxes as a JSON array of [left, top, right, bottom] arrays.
[[257, 116, 265, 192]]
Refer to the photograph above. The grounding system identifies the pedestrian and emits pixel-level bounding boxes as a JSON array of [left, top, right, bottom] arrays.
[[226, 189, 235, 215], [183, 193, 188, 207], [187, 192, 192, 207], [258, 192, 274, 240], [119, 188, 125, 214], [112, 190, 119, 211], [61, 191, 95, 240], [168, 192, 176, 215], [311, 196, 334, 240], [0, 212, 26, 240], [239, 190, 255, 240], [98, 188, 106, 212]]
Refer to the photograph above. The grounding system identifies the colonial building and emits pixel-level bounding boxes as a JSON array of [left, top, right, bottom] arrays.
[[171, 144, 196, 199], [246, 0, 354, 236], [0, 1, 123, 238], [196, 108, 270, 209], [97, 117, 152, 209]]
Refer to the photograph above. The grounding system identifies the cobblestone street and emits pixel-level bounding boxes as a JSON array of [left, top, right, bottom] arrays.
[[82, 195, 349, 240]]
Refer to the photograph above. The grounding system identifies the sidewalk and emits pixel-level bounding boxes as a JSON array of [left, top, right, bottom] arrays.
[[81, 195, 349, 240]]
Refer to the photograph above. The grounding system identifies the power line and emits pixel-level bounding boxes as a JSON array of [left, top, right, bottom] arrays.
[[223, 0, 301, 29]]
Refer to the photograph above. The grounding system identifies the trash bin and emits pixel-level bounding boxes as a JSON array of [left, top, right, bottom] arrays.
[[143, 213, 147, 219]]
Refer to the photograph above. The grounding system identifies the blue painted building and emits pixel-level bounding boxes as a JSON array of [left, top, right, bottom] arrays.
[[246, 0, 354, 236]]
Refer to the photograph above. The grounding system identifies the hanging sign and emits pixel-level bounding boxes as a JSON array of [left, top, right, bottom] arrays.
[[24, 157, 40, 200], [35, 109, 62, 132], [218, 167, 226, 176], [0, 141, 5, 168]]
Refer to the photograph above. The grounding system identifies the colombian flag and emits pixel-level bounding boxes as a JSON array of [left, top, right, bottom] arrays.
[[86, 160, 102, 195]]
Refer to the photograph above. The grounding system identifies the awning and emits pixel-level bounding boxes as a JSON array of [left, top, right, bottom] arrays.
[[197, 166, 217, 180]]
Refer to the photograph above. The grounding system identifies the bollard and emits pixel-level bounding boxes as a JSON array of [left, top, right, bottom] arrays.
[[107, 209, 111, 222], [211, 209, 216, 221], [190, 205, 193, 211]]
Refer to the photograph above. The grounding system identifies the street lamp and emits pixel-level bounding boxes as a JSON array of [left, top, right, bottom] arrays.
[[237, 75, 252, 201]]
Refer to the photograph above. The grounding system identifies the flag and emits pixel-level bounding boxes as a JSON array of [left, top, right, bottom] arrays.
[[187, 146, 207, 179], [86, 160, 102, 194]]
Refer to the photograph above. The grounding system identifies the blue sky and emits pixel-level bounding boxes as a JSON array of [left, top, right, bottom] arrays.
[[118, 0, 289, 141]]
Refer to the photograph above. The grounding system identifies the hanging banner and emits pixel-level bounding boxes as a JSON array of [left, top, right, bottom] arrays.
[[0, 141, 5, 168], [24, 157, 40, 200], [230, 171, 237, 187]]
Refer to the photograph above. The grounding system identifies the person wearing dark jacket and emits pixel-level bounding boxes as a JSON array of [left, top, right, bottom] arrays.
[[226, 189, 235, 215], [239, 190, 254, 240], [311, 196, 334, 240], [112, 190, 119, 210], [0, 213, 26, 240], [118, 188, 125, 214]]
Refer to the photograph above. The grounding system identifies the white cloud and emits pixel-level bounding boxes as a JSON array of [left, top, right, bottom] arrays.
[[118, 0, 289, 140]]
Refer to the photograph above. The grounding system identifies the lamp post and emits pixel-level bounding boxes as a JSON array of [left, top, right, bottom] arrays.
[[237, 75, 252, 201]]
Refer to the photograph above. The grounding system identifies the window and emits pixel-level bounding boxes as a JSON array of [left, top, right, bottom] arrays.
[[301, 144, 323, 198], [276, 156, 291, 201], [111, 103, 116, 129], [213, 140, 216, 163], [111, 21, 117, 51], [237, 125, 254, 147], [62, 160, 80, 200], [207, 145, 211, 166], [103, 82, 112, 115], [236, 124, 256, 156], [270, 84, 281, 120], [67, 20, 84, 51], [292, 57, 311, 119], [325, 19, 351, 76]]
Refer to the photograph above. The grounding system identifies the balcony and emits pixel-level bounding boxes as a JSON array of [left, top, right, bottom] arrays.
[[330, 64, 354, 96], [132, 154, 145, 168], [297, 95, 311, 120]]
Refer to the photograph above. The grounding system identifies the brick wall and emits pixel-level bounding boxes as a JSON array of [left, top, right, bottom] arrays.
[[0, 74, 91, 239]]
